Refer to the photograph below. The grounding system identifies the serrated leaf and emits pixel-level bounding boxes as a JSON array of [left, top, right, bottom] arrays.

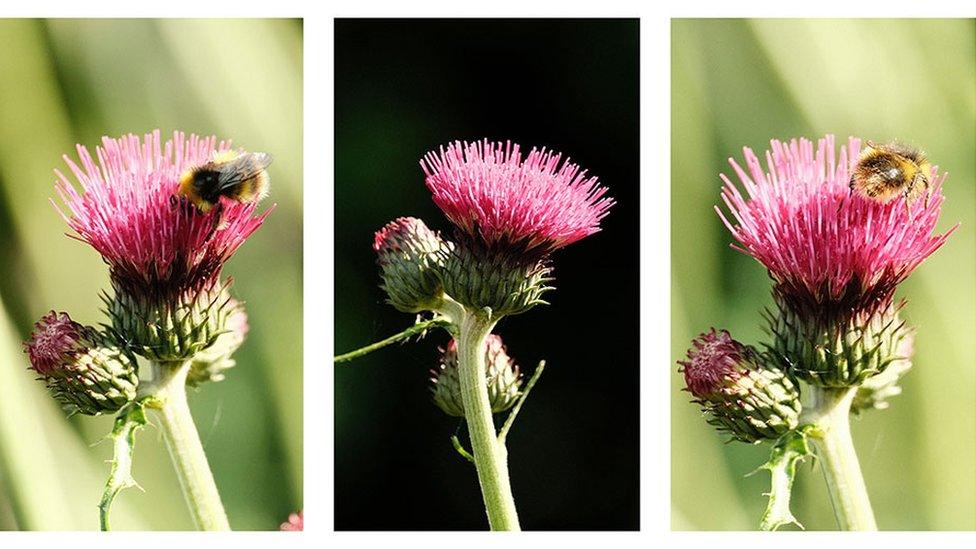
[[754, 426, 814, 531], [98, 399, 149, 531]]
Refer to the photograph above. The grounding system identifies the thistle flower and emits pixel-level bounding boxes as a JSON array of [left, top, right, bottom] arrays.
[[373, 217, 453, 313], [421, 140, 613, 252], [280, 511, 303, 531], [430, 335, 523, 417], [421, 140, 613, 316], [23, 311, 138, 416], [717, 135, 955, 386], [54, 130, 271, 360], [679, 329, 800, 443]]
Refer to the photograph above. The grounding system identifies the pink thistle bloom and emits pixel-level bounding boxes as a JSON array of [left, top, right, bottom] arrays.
[[372, 216, 447, 257], [421, 139, 613, 252], [23, 311, 91, 376], [279, 511, 303, 531], [54, 130, 272, 301], [716, 135, 955, 315], [678, 328, 744, 398]]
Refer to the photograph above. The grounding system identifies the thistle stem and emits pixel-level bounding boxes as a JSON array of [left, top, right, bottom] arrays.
[[801, 385, 876, 531], [456, 311, 520, 531], [146, 361, 230, 531], [334, 317, 450, 363]]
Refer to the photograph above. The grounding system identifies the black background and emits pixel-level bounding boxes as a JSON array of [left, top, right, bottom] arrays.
[[335, 18, 639, 530]]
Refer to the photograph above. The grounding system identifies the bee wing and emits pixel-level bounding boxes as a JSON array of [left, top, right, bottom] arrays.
[[247, 152, 274, 169], [216, 152, 274, 191]]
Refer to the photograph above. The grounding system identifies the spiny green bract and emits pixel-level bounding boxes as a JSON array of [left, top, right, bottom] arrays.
[[440, 238, 553, 318], [765, 298, 913, 388]]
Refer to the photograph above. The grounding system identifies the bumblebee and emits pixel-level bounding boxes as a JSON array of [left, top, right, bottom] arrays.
[[178, 150, 273, 213], [849, 141, 930, 208]]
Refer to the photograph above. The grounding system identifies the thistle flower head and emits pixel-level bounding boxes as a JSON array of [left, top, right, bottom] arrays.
[[716, 135, 954, 318], [430, 335, 523, 417], [54, 130, 270, 361], [373, 217, 452, 313], [421, 139, 613, 253], [679, 329, 800, 443], [717, 135, 953, 386], [54, 130, 271, 303], [24, 311, 138, 416]]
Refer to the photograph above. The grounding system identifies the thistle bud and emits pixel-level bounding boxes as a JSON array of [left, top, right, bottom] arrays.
[[374, 217, 453, 313], [430, 335, 523, 417], [852, 329, 915, 414], [441, 238, 553, 317], [679, 329, 800, 443], [23, 311, 138, 416], [765, 298, 913, 388], [187, 298, 248, 386], [107, 280, 238, 361]]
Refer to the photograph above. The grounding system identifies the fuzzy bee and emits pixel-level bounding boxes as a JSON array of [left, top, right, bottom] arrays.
[[178, 150, 273, 213], [849, 141, 931, 210]]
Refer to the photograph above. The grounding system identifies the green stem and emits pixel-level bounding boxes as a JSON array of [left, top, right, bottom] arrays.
[[334, 317, 450, 363], [456, 310, 520, 531], [801, 385, 877, 531], [146, 361, 230, 531]]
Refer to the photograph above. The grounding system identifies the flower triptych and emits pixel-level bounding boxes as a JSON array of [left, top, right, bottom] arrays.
[[0, 12, 973, 548]]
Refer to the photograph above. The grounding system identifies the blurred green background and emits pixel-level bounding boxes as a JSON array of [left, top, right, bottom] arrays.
[[672, 19, 975, 530], [0, 19, 302, 530]]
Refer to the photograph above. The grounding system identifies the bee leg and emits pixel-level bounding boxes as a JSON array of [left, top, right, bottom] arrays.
[[204, 203, 224, 242], [173, 194, 198, 216]]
